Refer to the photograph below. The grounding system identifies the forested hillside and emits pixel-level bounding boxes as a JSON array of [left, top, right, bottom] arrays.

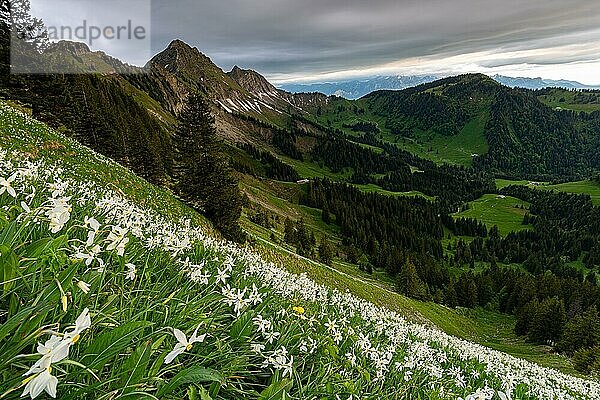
[[353, 75, 600, 180]]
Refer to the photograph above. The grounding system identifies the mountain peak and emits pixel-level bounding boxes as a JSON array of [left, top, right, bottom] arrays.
[[166, 39, 195, 52], [46, 40, 92, 55], [227, 65, 277, 94], [148, 39, 219, 75], [459, 73, 498, 84]]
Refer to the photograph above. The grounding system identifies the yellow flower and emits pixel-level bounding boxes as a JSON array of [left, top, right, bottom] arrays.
[[292, 306, 305, 315]]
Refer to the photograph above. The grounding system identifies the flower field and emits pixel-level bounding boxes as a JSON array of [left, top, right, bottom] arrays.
[[0, 102, 598, 399]]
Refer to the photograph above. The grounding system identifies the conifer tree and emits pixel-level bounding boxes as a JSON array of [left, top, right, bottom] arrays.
[[527, 297, 566, 344], [321, 203, 331, 224], [445, 280, 458, 308], [558, 306, 600, 355], [318, 236, 334, 265], [284, 217, 296, 245], [173, 91, 244, 242], [396, 257, 428, 300]]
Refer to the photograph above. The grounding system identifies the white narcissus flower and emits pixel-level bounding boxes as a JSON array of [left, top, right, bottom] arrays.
[[84, 216, 100, 231], [46, 197, 72, 234], [215, 267, 230, 285], [76, 280, 91, 294], [125, 263, 136, 280], [189, 268, 210, 284], [164, 324, 206, 364], [21, 309, 91, 399], [24, 336, 69, 377], [250, 343, 265, 354], [106, 226, 129, 256], [0, 173, 17, 198], [84, 216, 101, 246], [22, 358, 58, 399], [248, 284, 262, 305], [264, 330, 280, 344], [63, 308, 92, 344], [252, 315, 272, 334], [74, 244, 103, 267]]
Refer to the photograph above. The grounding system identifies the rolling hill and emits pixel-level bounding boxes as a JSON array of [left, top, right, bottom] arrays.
[[314, 74, 600, 180]]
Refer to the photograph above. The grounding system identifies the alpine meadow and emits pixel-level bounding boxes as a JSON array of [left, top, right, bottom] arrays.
[[1, 1, 600, 399]]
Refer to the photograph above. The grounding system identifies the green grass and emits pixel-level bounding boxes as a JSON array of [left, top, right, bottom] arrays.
[[542, 181, 600, 205], [495, 178, 533, 190], [538, 89, 600, 113], [454, 194, 531, 236], [279, 154, 351, 180], [455, 308, 580, 376], [240, 174, 341, 244], [390, 112, 489, 167], [354, 183, 435, 201], [496, 179, 600, 205]]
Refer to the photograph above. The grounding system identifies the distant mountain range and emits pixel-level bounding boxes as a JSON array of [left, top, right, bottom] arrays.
[[279, 75, 440, 100], [280, 74, 600, 99], [491, 75, 600, 91]]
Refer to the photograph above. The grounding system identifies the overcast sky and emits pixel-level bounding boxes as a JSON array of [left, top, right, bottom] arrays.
[[31, 0, 600, 84]]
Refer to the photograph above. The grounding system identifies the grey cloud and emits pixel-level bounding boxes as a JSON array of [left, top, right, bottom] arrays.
[[33, 0, 600, 81]]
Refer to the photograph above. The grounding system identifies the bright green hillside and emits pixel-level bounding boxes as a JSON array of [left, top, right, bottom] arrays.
[[454, 194, 531, 236], [313, 98, 489, 167], [496, 179, 600, 206], [537, 88, 600, 113]]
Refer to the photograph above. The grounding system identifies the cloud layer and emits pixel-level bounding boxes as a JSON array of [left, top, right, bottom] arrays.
[[31, 0, 600, 84]]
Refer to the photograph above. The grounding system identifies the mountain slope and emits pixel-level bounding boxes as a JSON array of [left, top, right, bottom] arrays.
[[314, 74, 599, 179], [2, 100, 598, 400], [228, 65, 279, 94], [475, 87, 589, 178]]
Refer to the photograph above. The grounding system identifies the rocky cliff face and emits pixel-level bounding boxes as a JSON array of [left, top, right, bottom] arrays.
[[143, 40, 254, 114], [228, 65, 278, 94], [128, 39, 332, 120], [226, 65, 331, 115]]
